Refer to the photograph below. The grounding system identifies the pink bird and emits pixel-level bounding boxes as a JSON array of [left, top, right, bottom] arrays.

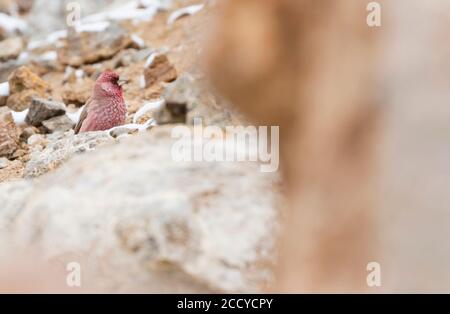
[[74, 71, 128, 134]]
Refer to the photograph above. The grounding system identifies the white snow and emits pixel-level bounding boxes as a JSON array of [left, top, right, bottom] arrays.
[[67, 106, 85, 124], [167, 4, 204, 26], [131, 34, 146, 48], [133, 99, 165, 123], [139, 75, 146, 89], [75, 69, 85, 79], [11, 109, 29, 125], [0, 82, 10, 97], [144, 52, 158, 68], [75, 21, 110, 33], [0, 12, 27, 34], [40, 51, 58, 61], [81, 1, 160, 24], [27, 30, 67, 50], [17, 51, 29, 61]]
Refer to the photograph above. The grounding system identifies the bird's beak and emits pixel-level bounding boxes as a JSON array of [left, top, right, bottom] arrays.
[[118, 77, 130, 86]]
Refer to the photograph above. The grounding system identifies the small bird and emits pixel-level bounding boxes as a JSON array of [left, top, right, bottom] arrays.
[[74, 71, 128, 134]]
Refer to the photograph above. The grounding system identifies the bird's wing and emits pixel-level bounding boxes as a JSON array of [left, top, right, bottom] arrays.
[[74, 98, 92, 134]]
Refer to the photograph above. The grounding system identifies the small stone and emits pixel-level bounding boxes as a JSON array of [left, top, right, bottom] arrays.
[[25, 98, 66, 126], [0, 107, 19, 158], [27, 133, 48, 147], [42, 115, 74, 133], [11, 148, 27, 159], [6, 66, 51, 111], [0, 37, 24, 62], [20, 126, 40, 142], [61, 77, 95, 106], [144, 55, 177, 88], [109, 126, 139, 138]]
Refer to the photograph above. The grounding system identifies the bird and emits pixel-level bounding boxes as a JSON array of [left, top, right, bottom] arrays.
[[74, 70, 128, 134]]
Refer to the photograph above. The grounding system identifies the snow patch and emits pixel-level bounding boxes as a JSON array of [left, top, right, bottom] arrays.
[[139, 75, 146, 89], [167, 4, 204, 26], [131, 34, 146, 48], [40, 50, 58, 61], [0, 12, 27, 34], [11, 109, 29, 125], [67, 106, 85, 124], [0, 82, 10, 97]]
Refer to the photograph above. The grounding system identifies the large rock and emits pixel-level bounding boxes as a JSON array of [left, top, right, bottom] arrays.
[[0, 37, 24, 62], [0, 126, 280, 292], [25, 130, 113, 178], [6, 66, 51, 111], [25, 98, 66, 126], [58, 24, 134, 67], [0, 107, 19, 158]]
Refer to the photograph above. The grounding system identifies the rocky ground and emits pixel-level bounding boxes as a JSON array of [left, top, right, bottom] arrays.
[[0, 0, 281, 292]]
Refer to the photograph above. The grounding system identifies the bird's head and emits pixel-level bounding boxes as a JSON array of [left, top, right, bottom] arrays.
[[95, 70, 129, 97]]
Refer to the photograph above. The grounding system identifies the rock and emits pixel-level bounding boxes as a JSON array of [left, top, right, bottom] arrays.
[[109, 119, 155, 138], [11, 148, 27, 159], [0, 107, 19, 158], [109, 125, 139, 138], [26, 0, 121, 36], [25, 98, 66, 127], [25, 131, 113, 177], [144, 54, 177, 88], [6, 66, 51, 111], [26, 133, 48, 150], [58, 24, 134, 67], [19, 126, 40, 142], [0, 37, 24, 62], [61, 77, 95, 106], [0, 126, 279, 292], [42, 115, 74, 133]]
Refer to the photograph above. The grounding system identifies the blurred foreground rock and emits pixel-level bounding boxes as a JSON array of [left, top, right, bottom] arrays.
[[0, 126, 279, 292], [25, 130, 112, 177]]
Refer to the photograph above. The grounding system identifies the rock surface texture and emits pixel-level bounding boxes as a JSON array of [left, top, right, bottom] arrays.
[[0, 126, 280, 293]]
